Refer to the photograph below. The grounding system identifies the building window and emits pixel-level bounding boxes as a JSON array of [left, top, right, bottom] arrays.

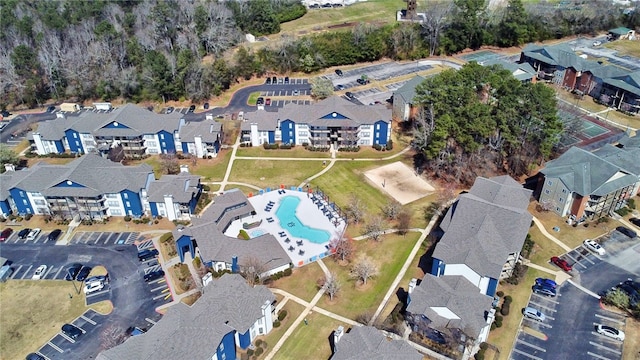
[[376, 124, 380, 130], [221, 354, 226, 360], [544, 190, 550, 194], [561, 188, 566, 194], [556, 207, 561, 212], [559, 198, 564, 203], [160, 133, 165, 140], [73, 133, 78, 138], [125, 201, 131, 207], [123, 193, 128, 199], [19, 191, 24, 197], [34, 199, 46, 206], [547, 180, 553, 185], [107, 201, 119, 207], [110, 209, 123, 215], [220, 343, 224, 351], [22, 199, 28, 205]]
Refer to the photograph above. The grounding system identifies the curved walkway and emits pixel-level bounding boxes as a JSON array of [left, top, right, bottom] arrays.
[[531, 216, 572, 252]]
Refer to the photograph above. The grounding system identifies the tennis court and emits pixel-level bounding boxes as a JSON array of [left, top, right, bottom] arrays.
[[459, 50, 505, 64], [580, 120, 609, 138]]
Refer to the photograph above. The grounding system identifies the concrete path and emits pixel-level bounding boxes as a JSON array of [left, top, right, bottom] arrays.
[[531, 216, 572, 252], [520, 259, 572, 284], [218, 134, 241, 193]]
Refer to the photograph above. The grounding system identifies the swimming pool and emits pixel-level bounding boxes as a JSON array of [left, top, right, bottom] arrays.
[[250, 229, 266, 238], [275, 196, 331, 244]]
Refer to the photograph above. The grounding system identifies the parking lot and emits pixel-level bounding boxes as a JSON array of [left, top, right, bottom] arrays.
[[1, 228, 63, 245], [68, 231, 139, 246]]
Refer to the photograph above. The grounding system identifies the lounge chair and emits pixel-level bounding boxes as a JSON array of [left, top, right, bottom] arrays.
[[298, 249, 305, 256], [296, 240, 303, 246], [284, 238, 291, 243]]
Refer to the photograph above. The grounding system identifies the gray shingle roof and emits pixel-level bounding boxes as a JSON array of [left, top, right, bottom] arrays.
[[540, 146, 638, 196], [617, 133, 640, 149], [435, 176, 533, 277], [179, 120, 222, 143], [241, 96, 391, 131], [481, 59, 536, 81], [393, 75, 425, 104], [0, 154, 152, 198], [406, 275, 493, 337], [593, 144, 640, 177], [331, 326, 422, 360], [174, 189, 290, 272], [97, 274, 274, 360], [147, 173, 201, 203]]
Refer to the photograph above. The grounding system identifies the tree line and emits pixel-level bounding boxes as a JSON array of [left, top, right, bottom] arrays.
[[0, 0, 635, 108]]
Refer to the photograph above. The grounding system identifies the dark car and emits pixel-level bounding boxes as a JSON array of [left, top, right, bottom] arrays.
[[17, 228, 31, 239], [345, 92, 354, 99], [48, 229, 62, 241], [535, 278, 557, 289], [76, 266, 92, 282], [629, 218, 640, 227], [265, 77, 272, 84], [1, 110, 11, 117], [550, 256, 572, 272], [65, 263, 83, 281], [144, 270, 165, 282], [46, 106, 56, 113], [26, 353, 45, 360], [617, 284, 640, 306], [203, 102, 209, 110], [335, 69, 343, 76], [533, 284, 557, 297], [356, 78, 369, 85], [272, 76, 277, 84], [623, 280, 640, 292], [165, 106, 174, 114], [336, 84, 345, 91], [188, 105, 196, 113], [616, 226, 637, 238], [138, 249, 159, 262], [0, 228, 13, 242], [426, 328, 446, 344], [61, 324, 82, 339], [256, 97, 264, 105], [284, 76, 290, 84]]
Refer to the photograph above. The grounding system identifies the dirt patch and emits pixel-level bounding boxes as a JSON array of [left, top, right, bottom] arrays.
[[364, 161, 436, 205], [624, 317, 640, 360]]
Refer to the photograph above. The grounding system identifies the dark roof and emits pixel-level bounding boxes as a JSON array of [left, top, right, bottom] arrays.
[[481, 59, 536, 81], [435, 176, 533, 277], [179, 120, 222, 143], [540, 146, 638, 196], [393, 75, 426, 104], [603, 72, 640, 96], [609, 27, 633, 35], [406, 275, 493, 337], [0, 154, 152, 198], [147, 173, 200, 203], [97, 274, 274, 360], [173, 189, 290, 272], [241, 96, 391, 131], [331, 326, 422, 360], [617, 133, 640, 148]]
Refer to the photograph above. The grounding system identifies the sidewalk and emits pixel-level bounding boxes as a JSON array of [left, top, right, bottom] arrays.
[[531, 216, 572, 252]]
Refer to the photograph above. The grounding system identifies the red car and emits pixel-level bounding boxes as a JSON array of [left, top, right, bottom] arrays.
[[265, 98, 271, 106], [550, 256, 572, 272], [0, 228, 13, 242]]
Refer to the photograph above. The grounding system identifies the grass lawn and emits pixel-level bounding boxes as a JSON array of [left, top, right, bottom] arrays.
[[319, 232, 420, 319], [228, 159, 324, 189], [190, 149, 232, 181], [604, 39, 640, 59], [253, 300, 306, 359], [271, 262, 325, 303], [0, 280, 111, 360], [527, 226, 567, 271], [488, 267, 546, 360], [529, 202, 611, 249], [236, 146, 330, 158], [334, 143, 405, 159], [270, 311, 349, 360], [247, 92, 261, 106], [556, 90, 640, 130]]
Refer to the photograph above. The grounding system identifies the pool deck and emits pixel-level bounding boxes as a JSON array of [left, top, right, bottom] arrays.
[[224, 189, 347, 267]]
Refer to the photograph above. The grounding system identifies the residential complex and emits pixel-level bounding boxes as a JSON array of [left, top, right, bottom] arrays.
[[331, 325, 423, 360], [406, 176, 533, 343], [392, 75, 425, 122], [241, 96, 391, 148], [0, 154, 201, 221], [96, 274, 275, 360], [30, 103, 222, 159], [537, 136, 640, 220]]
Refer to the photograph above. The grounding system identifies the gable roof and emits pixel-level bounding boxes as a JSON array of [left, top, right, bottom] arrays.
[[178, 120, 222, 143], [540, 146, 638, 196], [522, 44, 588, 70], [241, 96, 391, 131], [173, 189, 290, 272], [147, 173, 201, 203], [393, 75, 426, 104], [435, 176, 533, 277], [609, 27, 633, 35], [331, 326, 422, 360], [406, 275, 493, 337], [617, 133, 640, 149], [97, 274, 274, 360], [481, 59, 536, 81], [0, 154, 152, 198], [603, 71, 640, 96]]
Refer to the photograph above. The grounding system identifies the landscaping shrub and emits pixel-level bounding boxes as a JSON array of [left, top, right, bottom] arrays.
[[475, 349, 485, 360], [494, 315, 503, 323], [278, 310, 287, 321], [255, 339, 263, 347], [273, 320, 281, 328], [24, 213, 33, 221], [386, 139, 393, 150], [247, 349, 254, 356], [238, 229, 250, 240], [124, 215, 132, 222], [615, 207, 630, 217], [262, 143, 279, 150], [504, 295, 513, 303], [0, 216, 5, 222], [160, 232, 173, 243], [496, 291, 504, 297], [202, 184, 211, 191], [279, 143, 293, 149], [480, 342, 489, 351], [500, 303, 510, 316], [255, 347, 263, 356], [156, 215, 163, 220], [490, 323, 497, 331], [628, 198, 636, 209], [15, 216, 23, 222], [283, 268, 292, 276]]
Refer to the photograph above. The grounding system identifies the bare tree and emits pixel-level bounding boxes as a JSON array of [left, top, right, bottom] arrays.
[[241, 256, 266, 286], [350, 255, 378, 285], [396, 211, 411, 235], [362, 215, 385, 241], [420, 0, 454, 56], [318, 272, 341, 301], [160, 153, 180, 174], [381, 200, 401, 220], [100, 325, 128, 351], [329, 236, 355, 262], [346, 195, 365, 224]]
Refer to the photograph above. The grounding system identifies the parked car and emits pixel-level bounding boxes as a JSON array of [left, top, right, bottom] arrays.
[[335, 69, 343, 76], [293, 89, 299, 96], [65, 263, 83, 281], [61, 324, 82, 339], [76, 266, 92, 282], [533, 284, 557, 297], [345, 92, 354, 99], [165, 106, 174, 114], [617, 283, 640, 305], [83, 280, 104, 294], [629, 217, 640, 227], [336, 84, 345, 91], [138, 249, 159, 262], [284, 76, 290, 84], [256, 97, 264, 105], [593, 41, 602, 46], [26, 228, 41, 241], [48, 229, 62, 242], [596, 324, 625, 341], [46, 106, 56, 113], [1, 110, 11, 117], [203, 102, 209, 110], [550, 256, 572, 272], [265, 98, 271, 106], [144, 270, 165, 282], [85, 275, 108, 284], [32, 265, 47, 280], [535, 278, 557, 289], [265, 77, 272, 84], [17, 228, 31, 239], [622, 280, 640, 292], [523, 307, 546, 321], [356, 78, 370, 85], [26, 353, 46, 360], [617, 226, 637, 238], [0, 228, 13, 242], [583, 239, 605, 255], [188, 105, 196, 113], [272, 76, 277, 84]]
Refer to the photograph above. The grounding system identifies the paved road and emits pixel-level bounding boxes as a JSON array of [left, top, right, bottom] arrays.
[[0, 112, 56, 145]]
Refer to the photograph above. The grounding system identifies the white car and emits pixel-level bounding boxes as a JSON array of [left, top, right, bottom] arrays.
[[26, 228, 41, 240], [593, 41, 602, 46], [583, 239, 605, 255], [83, 280, 104, 294], [31, 265, 47, 280], [596, 324, 625, 341]]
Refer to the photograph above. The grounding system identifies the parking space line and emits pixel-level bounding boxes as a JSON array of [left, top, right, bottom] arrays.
[[589, 341, 621, 355], [43, 266, 55, 279], [47, 341, 64, 353], [33, 235, 42, 243], [59, 333, 76, 343], [577, 249, 596, 264], [145, 317, 157, 325], [512, 348, 543, 360], [587, 351, 613, 360], [595, 314, 625, 325], [151, 284, 167, 292], [20, 265, 33, 279], [36, 352, 49, 359], [164, 293, 172, 300], [86, 288, 110, 297], [534, 321, 552, 329], [9, 265, 22, 279], [153, 293, 168, 300], [516, 339, 546, 352], [526, 302, 557, 312], [530, 295, 559, 305], [80, 315, 97, 325], [564, 253, 588, 268], [53, 266, 64, 279]]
